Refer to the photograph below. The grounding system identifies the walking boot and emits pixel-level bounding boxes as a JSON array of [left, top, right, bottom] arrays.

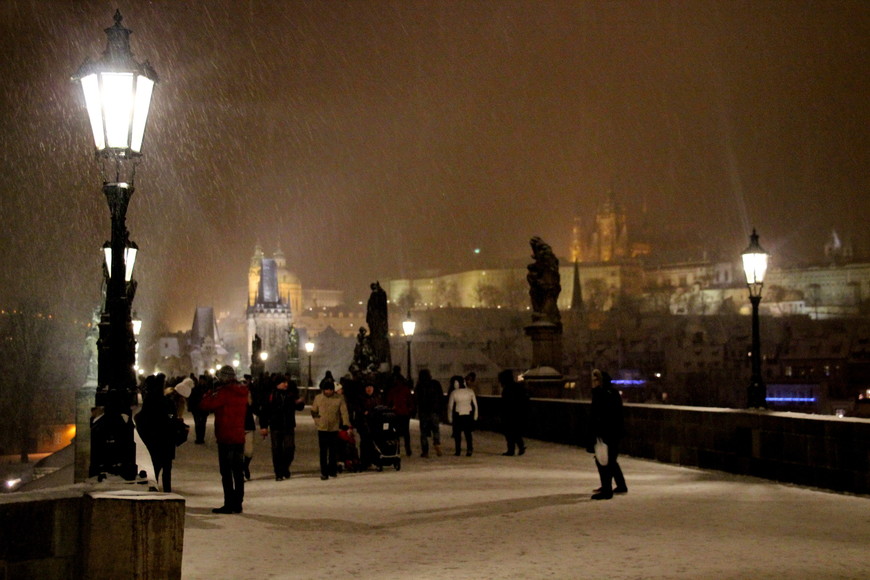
[[243, 456, 252, 481]]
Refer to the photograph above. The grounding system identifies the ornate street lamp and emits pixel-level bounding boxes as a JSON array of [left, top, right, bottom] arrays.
[[259, 350, 269, 378], [103, 240, 138, 282], [304, 341, 315, 387], [741, 229, 770, 409], [73, 10, 158, 480], [402, 313, 416, 386]]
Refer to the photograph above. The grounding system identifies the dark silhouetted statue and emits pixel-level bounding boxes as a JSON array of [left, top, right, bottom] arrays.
[[527, 236, 562, 326], [366, 281, 391, 369], [251, 333, 263, 368], [286, 325, 299, 359], [352, 327, 375, 375]]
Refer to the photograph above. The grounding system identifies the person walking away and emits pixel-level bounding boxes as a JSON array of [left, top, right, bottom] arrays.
[[447, 375, 478, 456], [386, 366, 415, 456], [311, 373, 351, 480], [415, 369, 443, 458], [199, 365, 250, 513], [587, 369, 628, 500], [464, 372, 478, 394], [319, 370, 336, 392], [243, 388, 257, 481], [499, 369, 528, 456], [259, 376, 305, 480], [188, 375, 210, 444], [134, 373, 177, 492]]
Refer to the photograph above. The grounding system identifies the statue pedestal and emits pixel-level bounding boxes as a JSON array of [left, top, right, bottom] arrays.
[[525, 322, 563, 371], [524, 322, 565, 398], [521, 366, 565, 399]]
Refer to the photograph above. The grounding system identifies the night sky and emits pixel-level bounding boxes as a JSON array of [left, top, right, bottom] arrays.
[[0, 1, 866, 333]]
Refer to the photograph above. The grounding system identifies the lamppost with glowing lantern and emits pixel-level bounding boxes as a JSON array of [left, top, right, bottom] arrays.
[[259, 351, 269, 379], [402, 313, 416, 386], [305, 341, 315, 387], [741, 229, 770, 409], [73, 10, 158, 479]]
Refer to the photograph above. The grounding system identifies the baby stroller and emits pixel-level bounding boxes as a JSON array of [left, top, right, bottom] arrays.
[[336, 427, 361, 473], [370, 406, 401, 471]]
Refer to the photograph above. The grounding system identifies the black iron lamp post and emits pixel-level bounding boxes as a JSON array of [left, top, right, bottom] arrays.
[[73, 10, 158, 479], [305, 341, 315, 387], [304, 341, 315, 404], [402, 313, 416, 387], [741, 229, 770, 409]]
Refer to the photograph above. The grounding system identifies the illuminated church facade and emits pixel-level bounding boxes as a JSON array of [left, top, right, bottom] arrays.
[[245, 243, 300, 373], [245, 243, 362, 374]]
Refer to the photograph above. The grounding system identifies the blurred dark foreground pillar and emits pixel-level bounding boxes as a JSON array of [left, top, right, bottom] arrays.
[[0, 488, 184, 579]]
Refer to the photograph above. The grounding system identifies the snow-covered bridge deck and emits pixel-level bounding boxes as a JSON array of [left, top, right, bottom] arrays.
[[167, 413, 869, 579]]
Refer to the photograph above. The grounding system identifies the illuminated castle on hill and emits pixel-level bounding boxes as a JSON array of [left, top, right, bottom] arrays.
[[386, 194, 864, 320]]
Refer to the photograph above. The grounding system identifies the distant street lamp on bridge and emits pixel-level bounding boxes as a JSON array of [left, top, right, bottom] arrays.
[[402, 313, 416, 386], [741, 229, 770, 409], [304, 341, 315, 387], [73, 10, 158, 479]]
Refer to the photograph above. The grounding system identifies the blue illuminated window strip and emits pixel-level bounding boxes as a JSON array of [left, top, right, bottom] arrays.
[[612, 379, 646, 386], [766, 397, 817, 403]]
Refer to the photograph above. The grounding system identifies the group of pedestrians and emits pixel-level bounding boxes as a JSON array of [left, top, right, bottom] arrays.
[[134, 364, 627, 512]]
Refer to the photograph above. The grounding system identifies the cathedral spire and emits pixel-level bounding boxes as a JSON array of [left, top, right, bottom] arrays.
[[570, 216, 583, 263], [570, 258, 583, 311]]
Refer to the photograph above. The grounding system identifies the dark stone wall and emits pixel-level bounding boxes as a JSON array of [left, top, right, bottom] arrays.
[[476, 395, 870, 495]]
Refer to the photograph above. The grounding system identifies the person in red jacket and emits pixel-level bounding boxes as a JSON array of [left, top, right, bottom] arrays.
[[199, 365, 250, 514]]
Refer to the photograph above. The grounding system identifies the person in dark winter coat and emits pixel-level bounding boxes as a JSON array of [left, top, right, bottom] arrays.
[[188, 375, 211, 444], [354, 383, 382, 470], [319, 370, 336, 391], [259, 376, 305, 480], [199, 365, 250, 513], [414, 369, 443, 458], [386, 366, 415, 456], [499, 370, 528, 456], [587, 369, 628, 500], [135, 373, 177, 492], [243, 391, 256, 481]]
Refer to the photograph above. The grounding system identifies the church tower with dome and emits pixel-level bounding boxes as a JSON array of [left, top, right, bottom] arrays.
[[248, 243, 265, 306], [273, 245, 303, 318], [246, 244, 301, 374]]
